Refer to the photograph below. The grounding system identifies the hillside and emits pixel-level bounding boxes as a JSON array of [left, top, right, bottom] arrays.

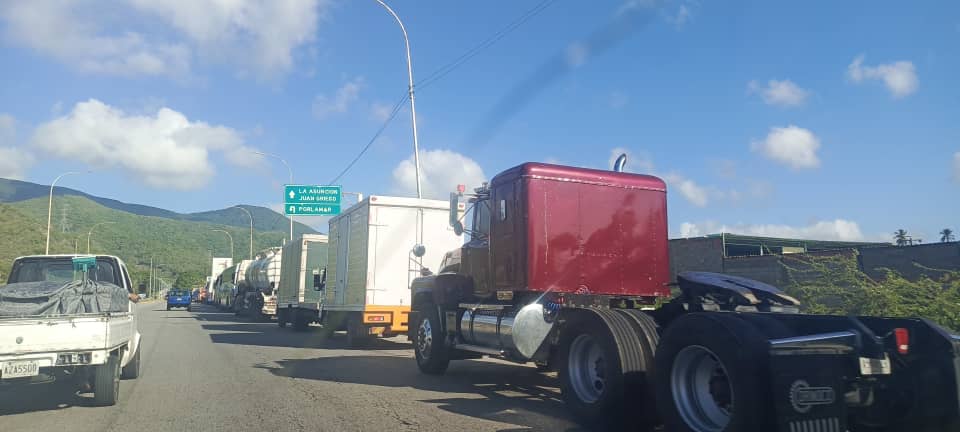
[[0, 178, 317, 235], [1, 196, 296, 290]]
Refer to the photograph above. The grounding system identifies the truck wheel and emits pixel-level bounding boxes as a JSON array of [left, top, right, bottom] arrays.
[[278, 309, 288, 328], [93, 355, 121, 406], [293, 312, 310, 332], [346, 313, 370, 347], [655, 313, 769, 432], [558, 310, 657, 431], [186, 305, 191, 312], [121, 345, 141, 379], [166, 305, 170, 311], [414, 305, 449, 375]]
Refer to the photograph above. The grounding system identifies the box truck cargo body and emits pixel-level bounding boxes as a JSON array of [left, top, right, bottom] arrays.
[[277, 234, 328, 330], [323, 196, 463, 345]]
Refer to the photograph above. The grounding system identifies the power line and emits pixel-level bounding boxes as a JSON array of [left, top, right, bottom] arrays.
[[327, 92, 409, 185], [417, 0, 559, 90], [329, 0, 558, 184]]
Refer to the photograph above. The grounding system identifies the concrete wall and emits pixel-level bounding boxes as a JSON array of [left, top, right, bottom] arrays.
[[859, 242, 960, 280], [668, 239, 960, 286], [668, 237, 724, 282]]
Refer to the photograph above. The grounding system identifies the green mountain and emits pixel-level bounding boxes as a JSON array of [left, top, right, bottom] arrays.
[[0, 178, 317, 235], [0, 194, 312, 291]]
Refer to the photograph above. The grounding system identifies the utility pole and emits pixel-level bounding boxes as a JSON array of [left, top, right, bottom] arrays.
[[233, 206, 254, 259], [252, 151, 294, 241], [46, 171, 85, 254], [375, 0, 423, 199]]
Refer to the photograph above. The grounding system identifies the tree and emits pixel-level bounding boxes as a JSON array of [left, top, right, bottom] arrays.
[[942, 228, 956, 243], [894, 229, 909, 246]]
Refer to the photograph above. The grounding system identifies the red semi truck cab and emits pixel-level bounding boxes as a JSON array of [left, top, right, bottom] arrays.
[[482, 162, 671, 299], [409, 159, 960, 432]]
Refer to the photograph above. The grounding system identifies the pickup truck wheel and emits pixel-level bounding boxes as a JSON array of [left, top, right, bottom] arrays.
[[655, 313, 768, 432], [186, 305, 191, 312], [93, 355, 121, 406], [121, 345, 141, 379], [166, 305, 170, 311], [414, 305, 449, 375]]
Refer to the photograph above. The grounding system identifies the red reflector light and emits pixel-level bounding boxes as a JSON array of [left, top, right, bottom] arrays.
[[457, 184, 466, 193], [894, 328, 909, 355], [368, 315, 384, 322]]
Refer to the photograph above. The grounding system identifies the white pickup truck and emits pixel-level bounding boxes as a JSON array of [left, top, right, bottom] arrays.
[[0, 254, 142, 406]]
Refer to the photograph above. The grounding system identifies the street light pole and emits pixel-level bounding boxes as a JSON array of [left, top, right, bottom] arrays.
[[86, 221, 116, 254], [253, 151, 294, 241], [211, 229, 235, 260], [46, 171, 84, 254], [233, 206, 254, 259], [375, 0, 422, 199]]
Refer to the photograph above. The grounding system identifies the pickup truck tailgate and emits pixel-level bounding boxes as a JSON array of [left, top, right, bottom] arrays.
[[0, 313, 133, 355]]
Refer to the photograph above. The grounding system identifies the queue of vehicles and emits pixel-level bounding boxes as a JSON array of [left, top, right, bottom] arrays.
[[194, 158, 960, 431]]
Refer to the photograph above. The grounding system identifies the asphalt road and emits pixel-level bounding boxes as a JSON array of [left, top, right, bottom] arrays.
[[0, 302, 582, 432]]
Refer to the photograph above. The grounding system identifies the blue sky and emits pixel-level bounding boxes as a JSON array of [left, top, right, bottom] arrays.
[[0, 0, 957, 241]]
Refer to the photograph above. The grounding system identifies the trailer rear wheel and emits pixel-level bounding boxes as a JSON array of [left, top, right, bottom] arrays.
[[414, 304, 449, 375], [277, 309, 288, 328], [656, 313, 768, 432], [93, 355, 121, 406]]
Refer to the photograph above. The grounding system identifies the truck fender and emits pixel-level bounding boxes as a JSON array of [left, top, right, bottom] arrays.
[[120, 331, 141, 368]]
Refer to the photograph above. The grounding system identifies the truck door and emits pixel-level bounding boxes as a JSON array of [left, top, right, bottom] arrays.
[[462, 197, 493, 299], [335, 215, 350, 305]]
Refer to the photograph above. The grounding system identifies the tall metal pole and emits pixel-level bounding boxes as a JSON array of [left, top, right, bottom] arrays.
[[233, 206, 254, 259], [375, 0, 422, 199], [46, 171, 83, 254], [253, 151, 294, 241], [86, 221, 116, 253], [211, 229, 234, 260]]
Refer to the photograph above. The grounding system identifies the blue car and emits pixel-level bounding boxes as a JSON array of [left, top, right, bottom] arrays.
[[166, 290, 192, 311]]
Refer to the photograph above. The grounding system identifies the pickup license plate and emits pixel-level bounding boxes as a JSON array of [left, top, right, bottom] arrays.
[[2, 360, 39, 379]]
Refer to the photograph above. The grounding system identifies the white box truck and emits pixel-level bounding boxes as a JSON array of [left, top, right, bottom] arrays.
[[277, 234, 328, 331], [322, 195, 463, 346]]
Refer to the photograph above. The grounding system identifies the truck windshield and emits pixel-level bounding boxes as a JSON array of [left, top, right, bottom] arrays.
[[7, 258, 119, 286]]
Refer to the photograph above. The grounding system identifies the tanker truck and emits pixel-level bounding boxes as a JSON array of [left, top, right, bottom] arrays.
[[408, 158, 960, 432], [238, 249, 281, 320]]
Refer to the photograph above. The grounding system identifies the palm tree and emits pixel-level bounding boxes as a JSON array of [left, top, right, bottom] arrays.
[[942, 228, 956, 243], [894, 229, 909, 246]]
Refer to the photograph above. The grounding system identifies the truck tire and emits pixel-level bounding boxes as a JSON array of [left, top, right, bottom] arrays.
[[413, 304, 449, 375], [558, 309, 657, 431], [346, 312, 370, 347], [277, 309, 288, 328], [655, 312, 769, 432], [293, 311, 310, 332], [186, 305, 191, 312], [166, 305, 170, 311], [121, 345, 141, 380], [93, 355, 121, 406]]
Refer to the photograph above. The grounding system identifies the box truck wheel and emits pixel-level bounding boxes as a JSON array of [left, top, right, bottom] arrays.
[[293, 311, 310, 331], [121, 345, 141, 380], [558, 309, 657, 431], [277, 309, 288, 328], [414, 304, 449, 375], [655, 313, 768, 432], [94, 354, 121, 406]]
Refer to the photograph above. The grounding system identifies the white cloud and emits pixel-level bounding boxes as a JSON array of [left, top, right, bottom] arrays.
[[608, 91, 629, 109], [313, 77, 364, 120], [391, 149, 486, 200], [370, 101, 393, 122], [668, 4, 691, 27], [953, 152, 960, 182], [0, 0, 326, 79], [679, 219, 865, 241], [565, 42, 589, 68], [0, 113, 34, 180], [751, 125, 821, 169], [748, 79, 809, 107], [711, 159, 737, 179], [0, 1, 191, 78], [664, 173, 708, 207], [847, 55, 918, 98], [31, 99, 260, 190]]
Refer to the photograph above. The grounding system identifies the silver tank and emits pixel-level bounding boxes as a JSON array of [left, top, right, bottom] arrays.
[[244, 248, 282, 295], [459, 303, 555, 360]]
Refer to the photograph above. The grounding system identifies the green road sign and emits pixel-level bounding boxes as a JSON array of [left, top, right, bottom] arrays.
[[284, 185, 341, 216], [285, 203, 340, 216]]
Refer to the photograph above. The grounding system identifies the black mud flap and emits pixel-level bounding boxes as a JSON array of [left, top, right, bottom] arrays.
[[770, 354, 848, 432]]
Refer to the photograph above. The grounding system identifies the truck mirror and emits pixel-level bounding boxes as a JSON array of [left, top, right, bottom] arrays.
[[314, 268, 327, 291], [412, 244, 426, 257], [453, 221, 464, 236], [449, 192, 464, 236]]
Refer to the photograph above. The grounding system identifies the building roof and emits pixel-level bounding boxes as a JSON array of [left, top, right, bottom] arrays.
[[703, 233, 889, 257]]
